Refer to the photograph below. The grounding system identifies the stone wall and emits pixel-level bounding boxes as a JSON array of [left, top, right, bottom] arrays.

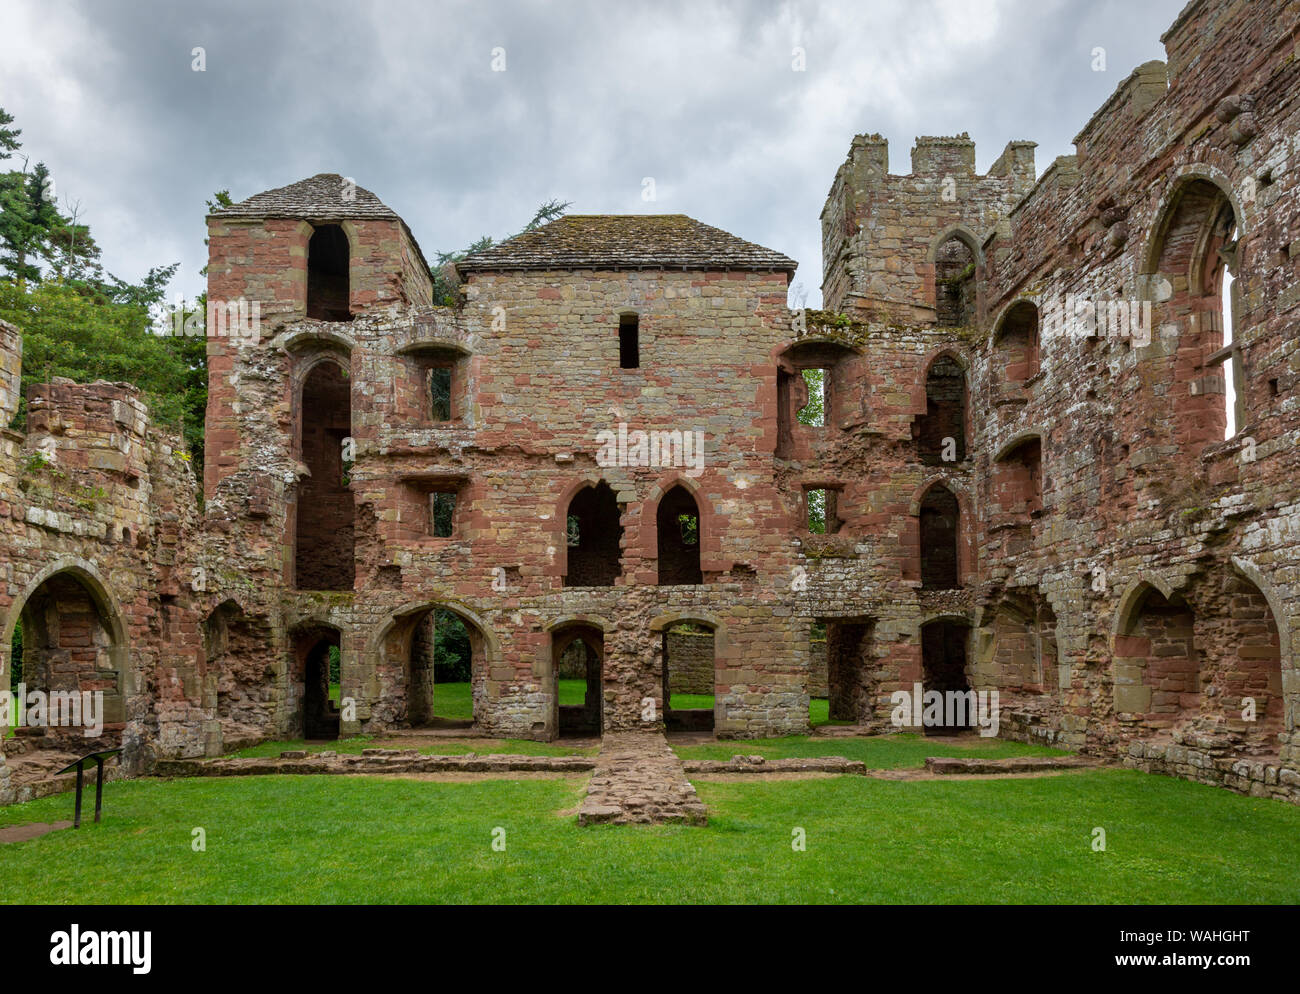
[[0, 319, 207, 802], [4, 0, 1299, 806], [810, 0, 1300, 782], [665, 630, 714, 696]]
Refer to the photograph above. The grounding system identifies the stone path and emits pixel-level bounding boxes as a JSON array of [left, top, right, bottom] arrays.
[[578, 732, 707, 826], [0, 820, 72, 844]]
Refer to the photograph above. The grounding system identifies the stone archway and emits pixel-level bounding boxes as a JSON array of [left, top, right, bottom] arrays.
[[2, 565, 128, 762], [552, 623, 604, 736]]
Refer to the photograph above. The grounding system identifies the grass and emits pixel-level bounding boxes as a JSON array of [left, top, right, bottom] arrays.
[[0, 771, 1296, 903], [430, 680, 593, 719], [673, 731, 1070, 768], [433, 680, 473, 720], [443, 680, 716, 717], [669, 693, 713, 710], [663, 695, 846, 727]]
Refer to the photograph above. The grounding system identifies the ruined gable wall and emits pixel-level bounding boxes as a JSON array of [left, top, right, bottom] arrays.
[[338, 268, 811, 738], [963, 0, 1300, 782], [0, 320, 207, 800]]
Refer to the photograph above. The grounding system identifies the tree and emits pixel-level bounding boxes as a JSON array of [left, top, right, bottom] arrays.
[[798, 367, 824, 426], [433, 610, 472, 682], [430, 198, 571, 306], [0, 108, 20, 162], [0, 271, 197, 440]]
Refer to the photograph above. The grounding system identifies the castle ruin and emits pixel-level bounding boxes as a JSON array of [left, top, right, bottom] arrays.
[[2, 0, 1299, 805]]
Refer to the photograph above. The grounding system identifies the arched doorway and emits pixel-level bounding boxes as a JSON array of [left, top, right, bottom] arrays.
[[293, 625, 341, 741], [657, 485, 702, 585], [295, 358, 354, 591], [1145, 176, 1239, 448], [918, 484, 960, 589], [993, 301, 1041, 386], [915, 354, 967, 464], [564, 482, 623, 587], [552, 624, 604, 736], [920, 619, 973, 735], [1217, 573, 1284, 745], [307, 224, 351, 321], [1114, 586, 1200, 727], [384, 606, 488, 729], [2, 568, 127, 759], [933, 234, 977, 327]]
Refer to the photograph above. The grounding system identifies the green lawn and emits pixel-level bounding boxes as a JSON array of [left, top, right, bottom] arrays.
[[0, 771, 1296, 903], [669, 693, 714, 710], [674, 732, 1069, 768], [666, 696, 843, 726], [433, 680, 473, 720], [431, 680, 590, 719], [443, 680, 712, 716]]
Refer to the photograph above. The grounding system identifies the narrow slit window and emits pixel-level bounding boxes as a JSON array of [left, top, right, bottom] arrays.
[[619, 314, 640, 369], [429, 367, 452, 422], [799, 368, 828, 427], [807, 489, 827, 533], [431, 491, 457, 538], [806, 487, 842, 535]]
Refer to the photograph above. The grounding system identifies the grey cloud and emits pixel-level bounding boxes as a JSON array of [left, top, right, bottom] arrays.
[[0, 0, 1187, 304]]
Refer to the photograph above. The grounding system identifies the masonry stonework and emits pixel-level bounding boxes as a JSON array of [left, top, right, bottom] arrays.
[[2, 0, 1299, 805]]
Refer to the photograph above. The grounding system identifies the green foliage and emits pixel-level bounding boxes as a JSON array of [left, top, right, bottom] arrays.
[[806, 488, 826, 534], [432, 492, 456, 538], [0, 107, 206, 463], [430, 198, 572, 306], [0, 277, 202, 450], [0, 108, 19, 162], [798, 367, 824, 427], [677, 512, 698, 546], [432, 609, 472, 682], [429, 367, 451, 421]]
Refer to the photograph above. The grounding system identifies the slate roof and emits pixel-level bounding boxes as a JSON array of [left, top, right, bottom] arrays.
[[209, 173, 399, 220], [456, 215, 797, 275]]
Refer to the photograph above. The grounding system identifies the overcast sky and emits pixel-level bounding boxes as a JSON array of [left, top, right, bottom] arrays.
[[0, 0, 1188, 307]]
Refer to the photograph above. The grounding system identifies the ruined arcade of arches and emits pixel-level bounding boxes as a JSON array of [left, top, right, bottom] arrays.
[[3, 0, 1300, 804]]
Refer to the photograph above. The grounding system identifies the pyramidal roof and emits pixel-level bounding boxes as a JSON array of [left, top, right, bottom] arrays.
[[457, 214, 797, 276], [210, 173, 399, 220]]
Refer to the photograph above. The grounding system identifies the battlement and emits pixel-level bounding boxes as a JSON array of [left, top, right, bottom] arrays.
[[821, 134, 1036, 322], [910, 134, 977, 176]]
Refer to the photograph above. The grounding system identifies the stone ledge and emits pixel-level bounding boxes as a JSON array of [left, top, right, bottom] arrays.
[[923, 755, 1101, 775], [1126, 741, 1300, 803], [682, 756, 868, 775], [153, 753, 597, 778]]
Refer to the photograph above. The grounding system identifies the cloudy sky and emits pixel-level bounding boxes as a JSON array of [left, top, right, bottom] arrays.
[[1, 0, 1188, 306]]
